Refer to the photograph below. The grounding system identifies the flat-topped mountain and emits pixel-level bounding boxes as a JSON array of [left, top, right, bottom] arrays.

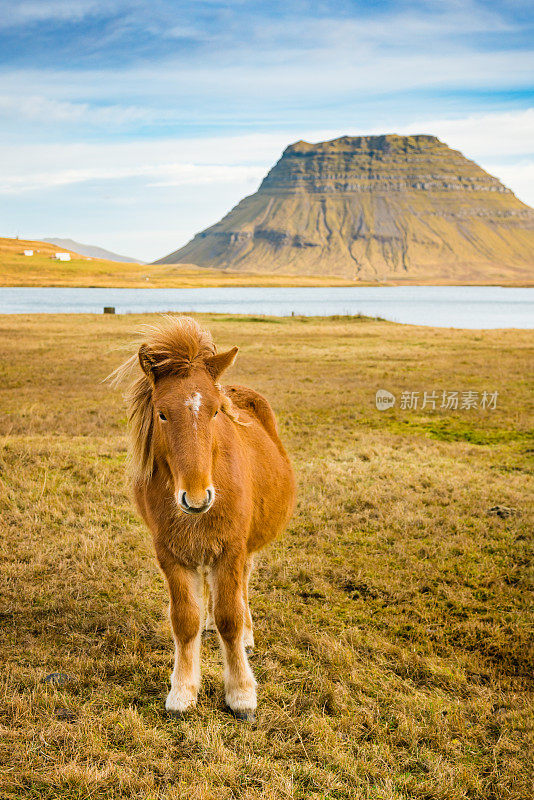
[[155, 135, 534, 282]]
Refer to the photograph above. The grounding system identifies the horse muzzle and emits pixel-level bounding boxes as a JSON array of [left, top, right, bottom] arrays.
[[176, 486, 214, 515]]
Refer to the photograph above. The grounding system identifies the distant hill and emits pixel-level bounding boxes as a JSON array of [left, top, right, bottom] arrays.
[[43, 237, 143, 263], [0, 236, 151, 287], [155, 134, 534, 283]]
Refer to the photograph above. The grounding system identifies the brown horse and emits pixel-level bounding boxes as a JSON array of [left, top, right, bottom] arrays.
[[111, 316, 295, 720]]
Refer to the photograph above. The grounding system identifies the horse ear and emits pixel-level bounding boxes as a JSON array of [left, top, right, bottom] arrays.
[[205, 346, 238, 379], [138, 344, 157, 378]]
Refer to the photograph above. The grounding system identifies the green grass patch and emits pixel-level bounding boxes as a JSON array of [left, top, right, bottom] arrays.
[[366, 415, 534, 445]]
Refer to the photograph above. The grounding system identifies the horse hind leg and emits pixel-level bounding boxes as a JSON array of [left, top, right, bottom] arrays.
[[243, 555, 254, 653], [203, 572, 216, 634]]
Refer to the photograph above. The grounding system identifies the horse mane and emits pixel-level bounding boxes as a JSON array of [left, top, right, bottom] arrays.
[[108, 315, 243, 484]]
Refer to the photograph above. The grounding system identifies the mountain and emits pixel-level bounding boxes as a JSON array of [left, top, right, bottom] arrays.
[[43, 238, 143, 263], [154, 135, 534, 282]]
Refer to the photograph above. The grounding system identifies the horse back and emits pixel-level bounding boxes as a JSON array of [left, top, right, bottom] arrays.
[[224, 384, 294, 553], [224, 384, 280, 442]]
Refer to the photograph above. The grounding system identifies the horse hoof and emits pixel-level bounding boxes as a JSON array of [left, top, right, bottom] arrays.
[[165, 709, 189, 720], [228, 707, 256, 723]]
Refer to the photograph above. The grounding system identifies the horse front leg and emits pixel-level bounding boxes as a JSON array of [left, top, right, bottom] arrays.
[[209, 555, 256, 720], [160, 558, 202, 714]]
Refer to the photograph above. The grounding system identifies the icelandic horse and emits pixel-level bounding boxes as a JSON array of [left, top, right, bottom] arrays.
[[110, 316, 295, 720]]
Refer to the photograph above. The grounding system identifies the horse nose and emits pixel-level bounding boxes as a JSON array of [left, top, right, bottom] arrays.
[[177, 486, 214, 514]]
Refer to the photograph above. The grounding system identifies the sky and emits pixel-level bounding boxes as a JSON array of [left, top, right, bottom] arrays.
[[0, 0, 533, 262]]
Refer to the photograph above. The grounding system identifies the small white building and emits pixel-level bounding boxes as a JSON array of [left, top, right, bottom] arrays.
[[23, 249, 34, 256], [54, 252, 71, 261]]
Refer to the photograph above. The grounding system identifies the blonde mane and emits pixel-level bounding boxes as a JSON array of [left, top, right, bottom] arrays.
[[108, 316, 244, 484]]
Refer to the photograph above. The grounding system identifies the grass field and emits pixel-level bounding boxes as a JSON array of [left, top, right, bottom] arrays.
[[0, 313, 532, 800]]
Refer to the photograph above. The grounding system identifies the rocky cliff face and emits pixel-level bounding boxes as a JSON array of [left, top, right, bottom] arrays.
[[155, 135, 534, 281]]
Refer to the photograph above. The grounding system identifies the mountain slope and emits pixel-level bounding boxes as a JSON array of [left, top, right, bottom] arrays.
[[44, 237, 142, 263], [155, 135, 534, 282]]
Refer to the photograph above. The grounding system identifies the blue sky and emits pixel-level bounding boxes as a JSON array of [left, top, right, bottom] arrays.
[[0, 0, 533, 261]]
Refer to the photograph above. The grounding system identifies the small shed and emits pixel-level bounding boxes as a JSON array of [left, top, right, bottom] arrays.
[[23, 250, 34, 256], [54, 252, 71, 261]]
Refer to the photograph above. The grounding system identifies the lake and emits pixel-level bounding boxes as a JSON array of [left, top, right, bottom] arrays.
[[0, 286, 532, 328]]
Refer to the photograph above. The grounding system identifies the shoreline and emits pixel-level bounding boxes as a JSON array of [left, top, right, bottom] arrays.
[[1, 279, 533, 288], [0, 311, 531, 333]]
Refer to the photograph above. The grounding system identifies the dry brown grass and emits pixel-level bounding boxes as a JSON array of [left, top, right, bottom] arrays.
[[0, 313, 532, 799]]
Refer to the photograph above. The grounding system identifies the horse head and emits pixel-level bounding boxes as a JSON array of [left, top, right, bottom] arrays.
[[138, 341, 238, 515]]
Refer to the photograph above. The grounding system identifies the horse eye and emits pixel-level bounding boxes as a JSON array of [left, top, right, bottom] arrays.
[[158, 411, 167, 421], [213, 409, 218, 418]]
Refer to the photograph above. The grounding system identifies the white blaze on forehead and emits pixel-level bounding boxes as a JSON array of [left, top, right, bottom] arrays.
[[184, 392, 202, 419]]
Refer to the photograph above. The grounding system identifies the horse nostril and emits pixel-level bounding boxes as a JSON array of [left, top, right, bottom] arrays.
[[178, 487, 214, 513]]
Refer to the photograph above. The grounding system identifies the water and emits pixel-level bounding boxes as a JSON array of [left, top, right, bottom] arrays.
[[0, 286, 532, 328]]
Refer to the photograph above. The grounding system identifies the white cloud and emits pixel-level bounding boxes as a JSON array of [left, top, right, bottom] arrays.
[[147, 164, 266, 188], [0, 2, 530, 131], [0, 94, 153, 125], [0, 0, 121, 27], [397, 108, 534, 159], [482, 161, 534, 206], [1, 110, 533, 196], [0, 130, 333, 187], [0, 159, 267, 194], [251, 5, 516, 55], [0, 33, 532, 130]]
